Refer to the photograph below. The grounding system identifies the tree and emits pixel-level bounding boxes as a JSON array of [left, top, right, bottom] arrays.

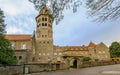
[[86, 0, 120, 22], [29, 0, 120, 23], [29, 0, 81, 24], [82, 57, 91, 62], [0, 9, 17, 65], [109, 42, 120, 58], [0, 9, 6, 34]]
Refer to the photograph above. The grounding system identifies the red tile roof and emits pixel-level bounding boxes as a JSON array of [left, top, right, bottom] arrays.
[[88, 42, 96, 47], [5, 34, 31, 41]]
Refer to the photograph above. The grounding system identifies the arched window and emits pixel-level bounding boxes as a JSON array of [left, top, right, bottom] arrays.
[[42, 17, 44, 21], [45, 18, 47, 21], [22, 43, 26, 49]]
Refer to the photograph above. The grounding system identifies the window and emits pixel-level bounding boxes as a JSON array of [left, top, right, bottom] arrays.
[[12, 43, 15, 49], [38, 20, 39, 22], [105, 55, 108, 58], [22, 44, 26, 49], [59, 53, 62, 55], [43, 53, 45, 56], [47, 53, 50, 56], [42, 17, 44, 21], [54, 53, 57, 55], [45, 23, 47, 26], [14, 56, 17, 59], [37, 25, 39, 28], [19, 56, 22, 60], [103, 51, 105, 53], [39, 53, 41, 56], [45, 35, 47, 37], [45, 18, 47, 21], [38, 57, 40, 61], [39, 41, 41, 43], [43, 41, 45, 44], [99, 51, 101, 54], [42, 35, 44, 37], [42, 23, 44, 26]]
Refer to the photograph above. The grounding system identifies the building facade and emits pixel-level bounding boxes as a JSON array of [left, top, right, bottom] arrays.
[[5, 6, 111, 66]]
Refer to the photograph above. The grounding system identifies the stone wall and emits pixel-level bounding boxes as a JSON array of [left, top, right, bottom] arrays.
[[79, 61, 120, 68], [26, 62, 68, 73], [0, 65, 23, 75]]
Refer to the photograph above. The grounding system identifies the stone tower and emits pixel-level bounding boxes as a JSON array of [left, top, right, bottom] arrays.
[[34, 6, 54, 63]]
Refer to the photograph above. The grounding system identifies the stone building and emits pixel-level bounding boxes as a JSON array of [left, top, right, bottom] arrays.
[[5, 6, 111, 68], [5, 34, 32, 65]]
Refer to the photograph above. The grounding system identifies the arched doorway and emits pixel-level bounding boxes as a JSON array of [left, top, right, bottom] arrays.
[[73, 59, 77, 68]]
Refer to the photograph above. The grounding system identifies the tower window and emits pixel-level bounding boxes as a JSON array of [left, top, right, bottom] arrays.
[[45, 23, 47, 26], [45, 18, 47, 21], [42, 17, 44, 21], [42, 23, 44, 26], [38, 20, 39, 23]]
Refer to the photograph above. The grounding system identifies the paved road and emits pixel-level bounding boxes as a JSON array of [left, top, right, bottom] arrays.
[[31, 64, 120, 75]]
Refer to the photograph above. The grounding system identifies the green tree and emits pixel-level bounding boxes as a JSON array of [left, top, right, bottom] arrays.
[[0, 9, 17, 65], [82, 57, 91, 62], [109, 42, 120, 58], [86, 0, 120, 22]]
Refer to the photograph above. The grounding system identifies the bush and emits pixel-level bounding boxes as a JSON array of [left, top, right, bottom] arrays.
[[94, 59, 99, 62], [82, 57, 91, 62]]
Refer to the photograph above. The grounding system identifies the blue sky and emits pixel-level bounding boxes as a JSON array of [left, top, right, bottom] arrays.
[[0, 0, 120, 46]]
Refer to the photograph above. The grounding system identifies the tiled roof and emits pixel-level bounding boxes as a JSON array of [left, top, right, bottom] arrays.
[[60, 46, 88, 51], [63, 54, 84, 57], [88, 42, 96, 47], [5, 34, 31, 41]]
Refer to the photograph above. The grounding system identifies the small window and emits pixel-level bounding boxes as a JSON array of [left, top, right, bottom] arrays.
[[12, 43, 15, 49], [39, 41, 41, 43], [43, 53, 45, 56], [54, 53, 57, 55], [45, 35, 47, 37], [39, 53, 41, 56], [42, 17, 44, 21], [22, 44, 26, 49], [43, 41, 45, 44], [38, 20, 39, 23], [47, 53, 50, 56], [45, 18, 47, 21], [42, 23, 44, 26], [99, 51, 101, 54], [19, 56, 22, 60], [14, 56, 17, 59], [39, 24, 41, 27], [59, 53, 62, 55], [45, 23, 47, 26]]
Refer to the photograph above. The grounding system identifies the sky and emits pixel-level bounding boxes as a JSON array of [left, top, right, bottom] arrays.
[[0, 0, 120, 46]]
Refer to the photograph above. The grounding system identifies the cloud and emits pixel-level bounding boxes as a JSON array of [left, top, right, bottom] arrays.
[[0, 0, 37, 34], [1, 0, 120, 46], [6, 26, 23, 34], [0, 0, 37, 16]]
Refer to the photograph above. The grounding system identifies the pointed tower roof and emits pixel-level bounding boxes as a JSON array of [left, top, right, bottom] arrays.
[[39, 5, 50, 15], [36, 5, 53, 19], [88, 42, 96, 47]]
